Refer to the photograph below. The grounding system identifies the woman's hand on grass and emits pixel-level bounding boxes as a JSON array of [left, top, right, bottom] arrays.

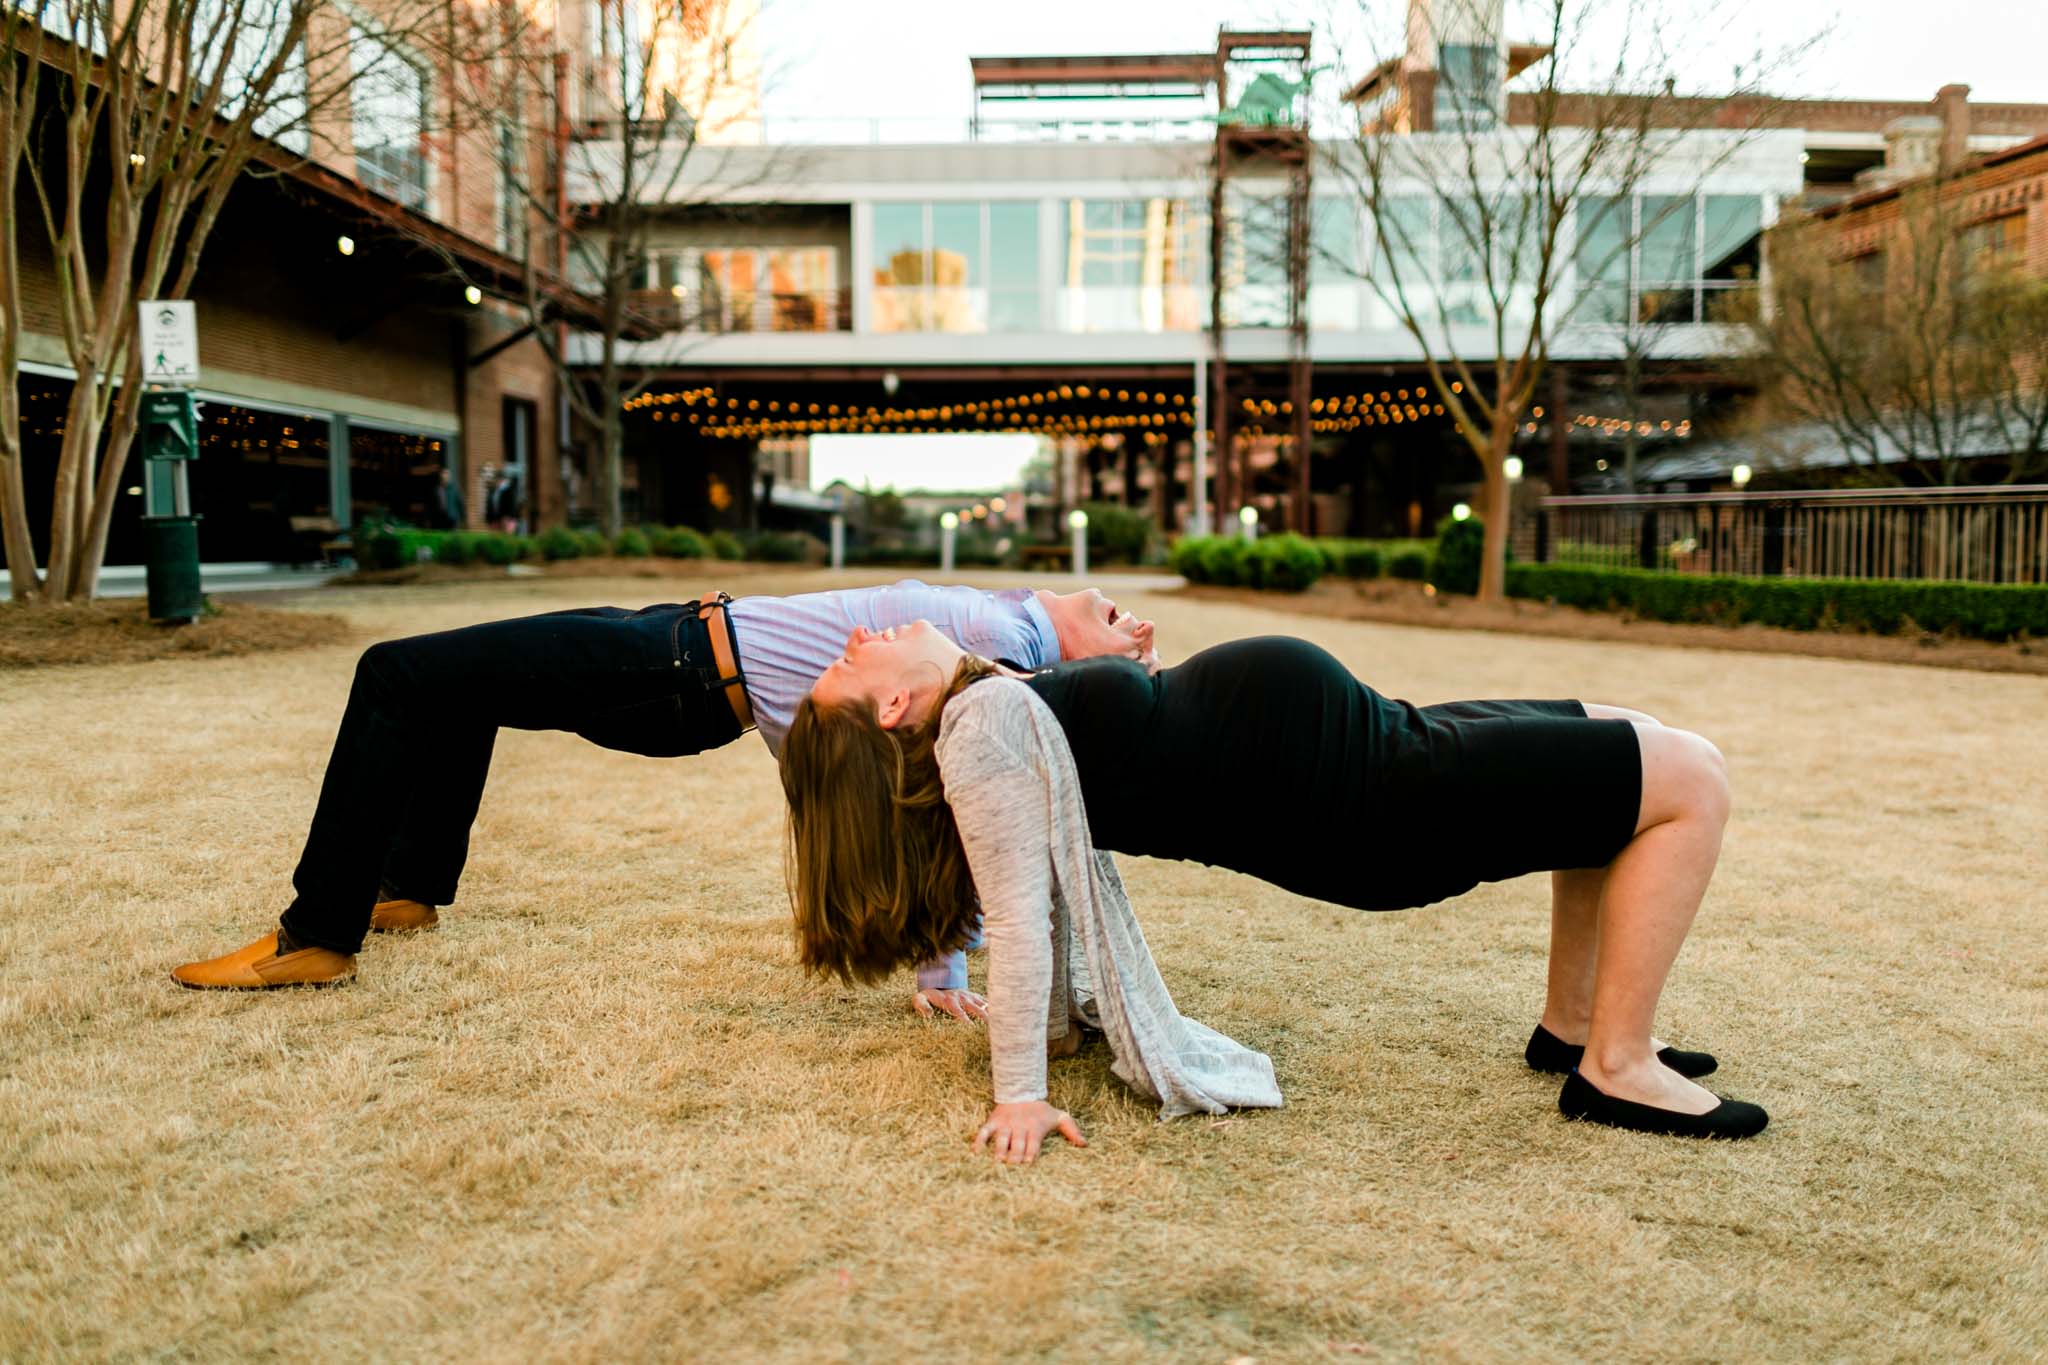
[[973, 1101, 1088, 1165], [912, 987, 988, 1022]]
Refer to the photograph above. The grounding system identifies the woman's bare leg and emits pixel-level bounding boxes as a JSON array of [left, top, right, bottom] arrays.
[[1575, 723, 1731, 1113], [1538, 703, 1661, 1044]]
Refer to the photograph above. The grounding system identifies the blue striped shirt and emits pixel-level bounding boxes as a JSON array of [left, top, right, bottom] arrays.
[[729, 579, 1062, 758], [727, 580, 1062, 993]]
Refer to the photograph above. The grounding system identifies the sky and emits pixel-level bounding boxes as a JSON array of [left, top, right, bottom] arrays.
[[770, 0, 2046, 491]]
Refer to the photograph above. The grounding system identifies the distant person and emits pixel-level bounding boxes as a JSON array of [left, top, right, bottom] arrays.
[[170, 582, 1159, 1024], [487, 467, 522, 534], [780, 628, 1763, 1150], [430, 467, 464, 530]]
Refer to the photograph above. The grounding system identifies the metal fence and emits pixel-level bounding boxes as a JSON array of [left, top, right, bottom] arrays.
[[1528, 485, 2048, 586]]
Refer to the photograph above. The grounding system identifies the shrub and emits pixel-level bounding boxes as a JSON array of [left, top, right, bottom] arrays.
[[652, 526, 707, 559], [1503, 563, 2048, 642], [1430, 514, 1489, 595], [1168, 536, 1212, 583], [434, 533, 477, 566], [1079, 501, 1156, 564], [1339, 542, 1384, 579], [612, 528, 652, 558], [1389, 548, 1429, 581], [749, 531, 807, 563], [708, 530, 745, 560], [1199, 536, 1251, 587], [575, 529, 609, 557], [473, 532, 523, 566], [1246, 533, 1325, 592], [537, 526, 584, 561]]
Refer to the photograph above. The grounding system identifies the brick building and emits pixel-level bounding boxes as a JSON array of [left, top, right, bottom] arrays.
[[5, 0, 760, 574]]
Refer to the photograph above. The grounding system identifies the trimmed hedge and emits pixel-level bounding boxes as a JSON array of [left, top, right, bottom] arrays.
[[612, 528, 652, 558], [652, 526, 708, 559], [1506, 563, 2048, 642], [1170, 534, 1324, 591], [707, 530, 745, 560]]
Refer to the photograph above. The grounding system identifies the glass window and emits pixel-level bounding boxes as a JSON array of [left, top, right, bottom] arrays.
[[1637, 195, 1696, 285], [1637, 194, 1697, 323], [870, 203, 927, 333], [1309, 198, 1359, 330], [1225, 191, 1290, 327], [931, 202, 984, 331], [988, 202, 1041, 332], [1573, 195, 1630, 324], [1060, 198, 1205, 333], [1434, 43, 1499, 131], [349, 25, 428, 210]]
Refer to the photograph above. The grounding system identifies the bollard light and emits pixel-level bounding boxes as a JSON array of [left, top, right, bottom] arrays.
[[1068, 508, 1088, 578], [1238, 504, 1258, 543], [1504, 456, 1524, 481], [940, 511, 959, 529], [1731, 463, 1753, 489], [1067, 509, 1088, 530], [939, 511, 958, 575], [1452, 503, 1472, 521]]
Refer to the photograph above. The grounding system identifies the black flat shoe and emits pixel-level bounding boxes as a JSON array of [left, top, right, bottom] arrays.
[[1557, 1069, 1768, 1139], [1525, 1024, 1717, 1079]]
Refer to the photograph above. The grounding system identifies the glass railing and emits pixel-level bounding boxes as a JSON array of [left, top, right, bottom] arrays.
[[628, 289, 853, 334]]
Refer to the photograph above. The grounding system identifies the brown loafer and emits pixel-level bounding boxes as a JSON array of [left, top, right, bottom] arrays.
[[171, 932, 356, 990], [370, 898, 438, 933]]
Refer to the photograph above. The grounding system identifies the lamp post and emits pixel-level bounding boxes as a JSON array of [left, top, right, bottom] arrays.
[[939, 510, 958, 575], [1731, 463, 1753, 490], [1238, 504, 1258, 543], [829, 510, 845, 571], [1068, 508, 1088, 578]]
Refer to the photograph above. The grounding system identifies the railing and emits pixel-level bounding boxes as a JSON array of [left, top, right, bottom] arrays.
[[754, 114, 1214, 145], [627, 288, 853, 334], [1530, 486, 2048, 586]]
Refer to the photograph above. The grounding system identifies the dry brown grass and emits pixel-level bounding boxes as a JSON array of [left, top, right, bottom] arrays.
[[3, 568, 2044, 1362], [0, 598, 352, 670]]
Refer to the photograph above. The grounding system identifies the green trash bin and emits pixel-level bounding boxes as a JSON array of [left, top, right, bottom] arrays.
[[143, 514, 203, 623]]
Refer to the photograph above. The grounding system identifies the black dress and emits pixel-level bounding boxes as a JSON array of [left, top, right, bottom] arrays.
[[1020, 636, 1642, 912]]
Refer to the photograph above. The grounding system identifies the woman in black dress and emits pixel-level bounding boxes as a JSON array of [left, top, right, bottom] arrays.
[[780, 624, 1765, 1151]]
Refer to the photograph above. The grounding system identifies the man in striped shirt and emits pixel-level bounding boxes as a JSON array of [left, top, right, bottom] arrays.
[[171, 579, 1159, 1013]]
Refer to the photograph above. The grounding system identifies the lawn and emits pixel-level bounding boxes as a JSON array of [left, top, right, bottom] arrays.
[[3, 567, 2043, 1361]]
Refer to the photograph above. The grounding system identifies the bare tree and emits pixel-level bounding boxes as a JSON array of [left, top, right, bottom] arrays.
[[1321, 0, 1800, 599], [0, 0, 453, 602], [1740, 180, 2048, 486], [450, 0, 765, 536]]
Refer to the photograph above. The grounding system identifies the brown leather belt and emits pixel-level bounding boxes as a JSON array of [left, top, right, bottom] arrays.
[[694, 590, 753, 734]]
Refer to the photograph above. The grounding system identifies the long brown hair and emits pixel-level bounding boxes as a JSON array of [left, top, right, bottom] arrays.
[[779, 655, 999, 984]]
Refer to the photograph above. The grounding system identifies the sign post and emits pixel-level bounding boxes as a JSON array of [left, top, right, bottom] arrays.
[[137, 302, 203, 623]]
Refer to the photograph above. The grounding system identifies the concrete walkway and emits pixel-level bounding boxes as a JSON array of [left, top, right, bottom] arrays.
[[0, 562, 344, 599]]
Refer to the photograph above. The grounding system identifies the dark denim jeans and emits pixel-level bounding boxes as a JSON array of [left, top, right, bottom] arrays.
[[278, 604, 743, 954]]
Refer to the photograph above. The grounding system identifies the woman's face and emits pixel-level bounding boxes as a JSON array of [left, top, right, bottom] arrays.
[[809, 620, 964, 729]]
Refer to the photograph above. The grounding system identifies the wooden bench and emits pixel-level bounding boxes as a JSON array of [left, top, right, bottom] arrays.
[[1018, 543, 1073, 572]]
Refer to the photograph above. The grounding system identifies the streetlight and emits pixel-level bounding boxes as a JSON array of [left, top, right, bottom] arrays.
[[463, 285, 482, 306], [336, 235, 355, 256], [1731, 463, 1753, 489], [1503, 456, 1524, 481], [1452, 503, 1472, 521], [1068, 507, 1089, 578], [1238, 504, 1258, 543], [882, 371, 900, 398]]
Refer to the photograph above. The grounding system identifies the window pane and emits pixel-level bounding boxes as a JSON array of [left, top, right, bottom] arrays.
[[870, 202, 925, 333], [930, 202, 984, 332], [988, 202, 1040, 332], [1701, 196, 1761, 280], [1373, 198, 1432, 284], [1572, 195, 1629, 322], [1638, 195, 1695, 284]]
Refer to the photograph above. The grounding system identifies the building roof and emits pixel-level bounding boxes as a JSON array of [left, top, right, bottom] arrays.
[[1801, 130, 2048, 221]]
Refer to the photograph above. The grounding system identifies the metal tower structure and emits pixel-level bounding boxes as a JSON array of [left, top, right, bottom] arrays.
[[1209, 30, 1315, 532]]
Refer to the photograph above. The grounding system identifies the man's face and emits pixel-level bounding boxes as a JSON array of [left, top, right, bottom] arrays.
[[1037, 589, 1157, 669]]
